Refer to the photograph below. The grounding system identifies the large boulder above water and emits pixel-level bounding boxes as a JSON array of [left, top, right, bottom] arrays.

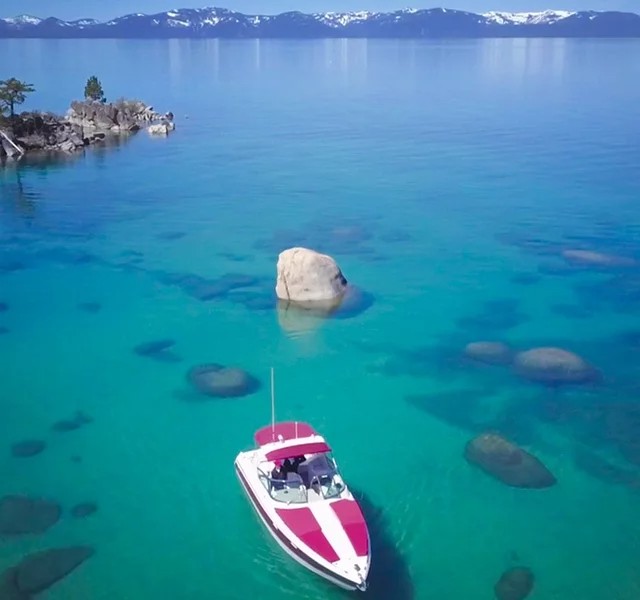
[[513, 347, 597, 385], [464, 433, 556, 489], [494, 567, 535, 600], [275, 247, 347, 305]]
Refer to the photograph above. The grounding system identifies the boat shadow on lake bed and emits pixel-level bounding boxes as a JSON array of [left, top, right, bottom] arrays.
[[347, 488, 415, 600]]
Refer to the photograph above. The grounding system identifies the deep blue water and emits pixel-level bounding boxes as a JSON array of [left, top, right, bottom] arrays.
[[1, 38, 640, 599]]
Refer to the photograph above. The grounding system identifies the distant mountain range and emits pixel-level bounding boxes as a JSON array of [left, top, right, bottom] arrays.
[[1, 7, 640, 38]]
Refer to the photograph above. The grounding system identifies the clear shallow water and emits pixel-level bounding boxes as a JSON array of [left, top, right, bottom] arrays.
[[1, 38, 640, 599]]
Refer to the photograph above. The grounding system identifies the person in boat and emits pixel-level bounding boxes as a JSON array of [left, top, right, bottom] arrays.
[[282, 455, 305, 475], [271, 460, 286, 489]]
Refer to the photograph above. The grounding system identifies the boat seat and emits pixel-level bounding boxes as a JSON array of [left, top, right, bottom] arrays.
[[286, 472, 304, 487]]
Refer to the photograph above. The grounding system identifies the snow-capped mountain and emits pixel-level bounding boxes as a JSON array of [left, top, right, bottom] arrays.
[[1, 7, 639, 38], [482, 10, 575, 25]]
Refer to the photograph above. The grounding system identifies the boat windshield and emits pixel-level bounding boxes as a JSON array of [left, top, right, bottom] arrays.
[[259, 453, 345, 503]]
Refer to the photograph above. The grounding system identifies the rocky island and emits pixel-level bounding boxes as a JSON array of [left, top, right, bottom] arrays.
[[0, 76, 174, 160]]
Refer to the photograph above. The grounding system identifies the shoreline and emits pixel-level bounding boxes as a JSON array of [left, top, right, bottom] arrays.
[[0, 99, 174, 162]]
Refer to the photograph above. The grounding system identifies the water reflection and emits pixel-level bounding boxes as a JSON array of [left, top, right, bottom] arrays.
[[0, 166, 39, 220], [0, 134, 132, 223]]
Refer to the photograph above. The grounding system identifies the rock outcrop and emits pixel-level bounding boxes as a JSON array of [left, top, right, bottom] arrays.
[[66, 99, 160, 131], [513, 346, 597, 384], [464, 433, 556, 488], [0, 99, 173, 159], [275, 247, 348, 305], [1, 112, 104, 155]]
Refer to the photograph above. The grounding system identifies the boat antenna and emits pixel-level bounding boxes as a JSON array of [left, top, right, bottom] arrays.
[[270, 367, 276, 440]]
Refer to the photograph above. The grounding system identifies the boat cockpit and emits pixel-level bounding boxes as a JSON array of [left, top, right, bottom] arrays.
[[258, 452, 346, 504]]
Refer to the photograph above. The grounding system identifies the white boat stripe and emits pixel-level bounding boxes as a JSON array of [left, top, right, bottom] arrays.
[[311, 500, 357, 561]]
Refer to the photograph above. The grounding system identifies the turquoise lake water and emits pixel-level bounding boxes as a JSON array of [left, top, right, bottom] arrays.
[[1, 37, 640, 599]]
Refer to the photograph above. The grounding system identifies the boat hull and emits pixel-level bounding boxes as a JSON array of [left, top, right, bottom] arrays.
[[235, 463, 364, 591]]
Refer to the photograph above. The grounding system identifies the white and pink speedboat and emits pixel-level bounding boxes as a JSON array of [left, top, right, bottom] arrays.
[[235, 418, 371, 591]]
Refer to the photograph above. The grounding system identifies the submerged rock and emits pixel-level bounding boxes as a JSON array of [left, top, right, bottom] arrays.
[[228, 289, 275, 311], [157, 270, 258, 302], [51, 411, 93, 433], [464, 433, 556, 488], [14, 546, 94, 595], [71, 502, 98, 519], [494, 567, 535, 600], [0, 326, 9, 335], [156, 231, 185, 241], [509, 273, 540, 286], [457, 299, 528, 333], [0, 302, 8, 312], [330, 286, 375, 319], [10, 440, 46, 458], [513, 347, 597, 385], [133, 338, 179, 361], [0, 568, 28, 600], [562, 249, 637, 269], [275, 247, 347, 304], [0, 495, 61, 535], [187, 364, 261, 398], [464, 342, 513, 366], [77, 301, 102, 313]]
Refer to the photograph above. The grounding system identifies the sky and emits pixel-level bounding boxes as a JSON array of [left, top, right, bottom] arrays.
[[1, 0, 639, 20]]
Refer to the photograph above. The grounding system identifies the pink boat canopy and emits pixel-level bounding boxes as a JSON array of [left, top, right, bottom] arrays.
[[254, 421, 316, 446], [265, 442, 331, 462]]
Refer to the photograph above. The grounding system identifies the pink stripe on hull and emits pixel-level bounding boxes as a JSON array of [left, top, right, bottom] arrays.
[[330, 499, 369, 557], [275, 507, 339, 563]]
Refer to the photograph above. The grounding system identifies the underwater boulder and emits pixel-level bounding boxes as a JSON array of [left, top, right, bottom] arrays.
[[71, 502, 98, 519], [133, 339, 181, 362], [0, 495, 62, 535], [187, 364, 260, 398], [509, 273, 540, 286], [464, 342, 513, 366], [0, 568, 28, 600], [494, 566, 535, 600], [77, 302, 102, 313], [562, 249, 637, 269], [10, 440, 46, 458], [51, 411, 93, 433], [464, 433, 556, 488], [156, 231, 186, 241], [15, 546, 94, 595], [0, 302, 8, 312], [513, 347, 597, 385]]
